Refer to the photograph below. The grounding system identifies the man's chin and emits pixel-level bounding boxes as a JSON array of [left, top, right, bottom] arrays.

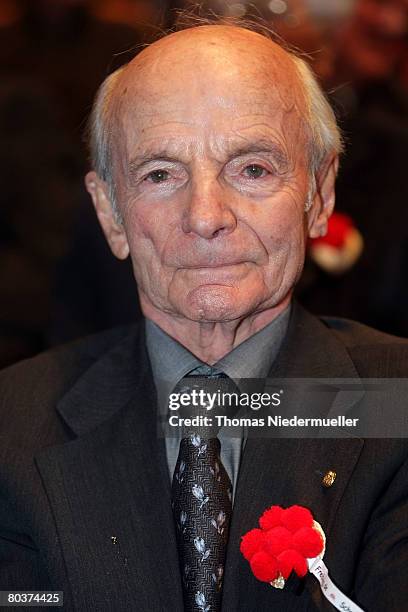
[[177, 286, 255, 323]]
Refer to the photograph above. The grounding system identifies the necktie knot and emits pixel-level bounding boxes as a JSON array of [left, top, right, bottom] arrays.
[[171, 368, 239, 439]]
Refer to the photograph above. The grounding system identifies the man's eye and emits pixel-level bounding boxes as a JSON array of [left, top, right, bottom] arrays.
[[243, 164, 268, 179], [145, 169, 170, 183]]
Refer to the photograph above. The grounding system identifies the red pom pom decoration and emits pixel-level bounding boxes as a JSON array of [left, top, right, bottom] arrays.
[[293, 527, 324, 558], [281, 505, 314, 533], [250, 551, 279, 582], [241, 504, 325, 587], [259, 505, 284, 530], [240, 528, 265, 561]]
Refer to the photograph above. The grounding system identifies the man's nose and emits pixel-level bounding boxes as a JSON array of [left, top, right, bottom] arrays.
[[182, 179, 237, 239]]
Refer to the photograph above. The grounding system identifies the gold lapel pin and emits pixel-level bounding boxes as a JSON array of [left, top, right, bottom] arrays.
[[322, 470, 337, 488]]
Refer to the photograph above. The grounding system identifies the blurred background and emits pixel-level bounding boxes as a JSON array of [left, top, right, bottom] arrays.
[[1, 0, 408, 367]]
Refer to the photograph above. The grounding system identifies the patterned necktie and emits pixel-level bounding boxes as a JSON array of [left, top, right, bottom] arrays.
[[171, 373, 233, 612]]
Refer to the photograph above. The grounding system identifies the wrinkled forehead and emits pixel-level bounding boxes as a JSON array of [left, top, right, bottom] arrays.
[[111, 26, 307, 157]]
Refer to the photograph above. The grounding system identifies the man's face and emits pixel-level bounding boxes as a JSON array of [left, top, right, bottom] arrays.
[[90, 27, 329, 324]]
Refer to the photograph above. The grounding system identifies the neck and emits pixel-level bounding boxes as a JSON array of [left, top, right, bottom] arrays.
[[141, 296, 291, 364]]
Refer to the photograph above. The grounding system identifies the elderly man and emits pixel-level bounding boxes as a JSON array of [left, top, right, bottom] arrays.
[[0, 18, 407, 612]]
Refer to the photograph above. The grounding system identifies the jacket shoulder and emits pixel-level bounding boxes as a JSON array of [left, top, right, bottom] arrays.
[[0, 325, 137, 443], [0, 325, 135, 393], [321, 316, 408, 376]]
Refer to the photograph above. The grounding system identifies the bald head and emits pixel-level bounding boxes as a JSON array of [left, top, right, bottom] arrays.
[[115, 25, 305, 138], [110, 26, 306, 182], [122, 24, 300, 90]]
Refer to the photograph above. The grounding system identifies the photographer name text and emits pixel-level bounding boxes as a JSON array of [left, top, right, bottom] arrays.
[[168, 415, 359, 428]]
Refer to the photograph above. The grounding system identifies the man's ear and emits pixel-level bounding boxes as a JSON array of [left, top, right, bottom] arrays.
[[307, 154, 339, 239], [85, 171, 129, 260]]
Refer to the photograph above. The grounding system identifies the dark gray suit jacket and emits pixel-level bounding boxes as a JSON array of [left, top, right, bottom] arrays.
[[0, 304, 407, 611]]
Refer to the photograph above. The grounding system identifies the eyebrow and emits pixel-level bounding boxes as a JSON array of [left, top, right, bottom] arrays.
[[128, 138, 290, 174], [225, 140, 289, 170], [128, 151, 181, 175]]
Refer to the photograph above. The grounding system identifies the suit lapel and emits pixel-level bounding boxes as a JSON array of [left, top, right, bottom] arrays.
[[35, 326, 184, 611], [222, 304, 365, 611]]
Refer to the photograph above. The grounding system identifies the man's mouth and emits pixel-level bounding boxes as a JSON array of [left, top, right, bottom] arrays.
[[180, 261, 249, 270], [178, 262, 252, 283]]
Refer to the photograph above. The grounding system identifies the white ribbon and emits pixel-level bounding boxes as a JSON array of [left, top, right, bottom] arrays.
[[308, 557, 365, 612]]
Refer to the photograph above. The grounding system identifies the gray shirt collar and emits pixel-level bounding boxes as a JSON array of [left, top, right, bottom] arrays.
[[146, 305, 291, 412]]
